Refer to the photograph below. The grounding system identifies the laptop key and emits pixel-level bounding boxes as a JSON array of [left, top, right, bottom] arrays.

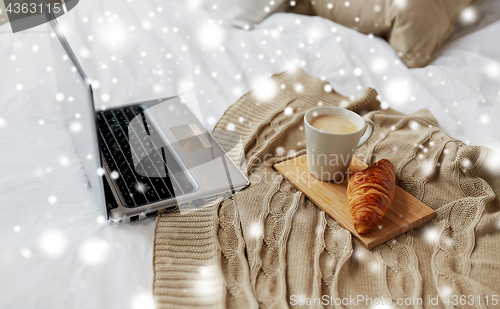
[[105, 159, 117, 171], [123, 195, 135, 206], [145, 189, 157, 200], [123, 108, 136, 120], [136, 176, 159, 201], [150, 178, 173, 199], [129, 191, 147, 206]]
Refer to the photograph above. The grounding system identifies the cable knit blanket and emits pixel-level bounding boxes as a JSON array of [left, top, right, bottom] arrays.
[[152, 68, 500, 308]]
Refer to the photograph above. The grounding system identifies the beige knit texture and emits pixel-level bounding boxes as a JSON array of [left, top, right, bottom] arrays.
[[153, 68, 500, 308]]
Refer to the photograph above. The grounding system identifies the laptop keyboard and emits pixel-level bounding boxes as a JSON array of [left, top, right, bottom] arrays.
[[97, 105, 194, 207]]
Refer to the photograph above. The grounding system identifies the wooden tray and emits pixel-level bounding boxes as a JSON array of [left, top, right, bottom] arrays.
[[274, 155, 436, 249]]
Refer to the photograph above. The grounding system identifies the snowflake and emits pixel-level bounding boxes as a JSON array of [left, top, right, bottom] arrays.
[[153, 84, 163, 93], [194, 265, 222, 296], [21, 248, 32, 259], [48, 195, 58, 204], [91, 80, 101, 89], [294, 83, 304, 92], [39, 229, 66, 257], [393, 0, 407, 9], [371, 57, 387, 74], [130, 292, 155, 309], [479, 114, 490, 125], [69, 121, 82, 133], [460, 158, 472, 171], [384, 79, 411, 105], [458, 7, 479, 25], [424, 227, 439, 244], [353, 248, 364, 260], [370, 261, 381, 272], [440, 285, 453, 297], [253, 79, 277, 101], [79, 238, 109, 265], [206, 116, 216, 126], [226, 123, 235, 131], [141, 20, 152, 30], [420, 161, 434, 177], [80, 48, 90, 59], [249, 222, 263, 238], [135, 182, 147, 193], [198, 22, 225, 49], [59, 156, 70, 167], [486, 62, 500, 78]]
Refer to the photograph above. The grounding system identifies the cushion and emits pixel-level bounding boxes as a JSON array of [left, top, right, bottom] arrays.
[[213, 0, 286, 28], [285, 0, 480, 68]]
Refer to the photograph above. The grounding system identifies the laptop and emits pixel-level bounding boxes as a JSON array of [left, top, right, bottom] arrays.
[[46, 14, 249, 223]]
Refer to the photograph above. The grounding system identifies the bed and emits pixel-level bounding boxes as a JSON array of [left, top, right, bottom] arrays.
[[1, 0, 499, 307]]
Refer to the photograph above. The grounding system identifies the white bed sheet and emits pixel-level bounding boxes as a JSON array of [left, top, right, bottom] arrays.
[[1, 0, 499, 308]]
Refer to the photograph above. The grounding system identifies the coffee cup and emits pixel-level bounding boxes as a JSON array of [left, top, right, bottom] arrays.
[[304, 106, 374, 182]]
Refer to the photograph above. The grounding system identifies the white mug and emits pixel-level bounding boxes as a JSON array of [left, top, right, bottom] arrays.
[[304, 107, 374, 182]]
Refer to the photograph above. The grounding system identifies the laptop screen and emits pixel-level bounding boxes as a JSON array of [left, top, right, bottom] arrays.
[[47, 17, 108, 219]]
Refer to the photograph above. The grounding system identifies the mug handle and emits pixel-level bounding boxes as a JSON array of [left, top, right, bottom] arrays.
[[357, 118, 374, 148]]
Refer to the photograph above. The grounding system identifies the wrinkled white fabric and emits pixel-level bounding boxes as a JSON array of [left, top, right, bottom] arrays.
[[0, 0, 499, 308]]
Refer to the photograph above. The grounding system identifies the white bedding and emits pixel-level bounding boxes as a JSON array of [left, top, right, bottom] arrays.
[[1, 0, 499, 308]]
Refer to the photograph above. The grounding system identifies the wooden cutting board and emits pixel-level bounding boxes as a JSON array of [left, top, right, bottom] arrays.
[[274, 155, 436, 249]]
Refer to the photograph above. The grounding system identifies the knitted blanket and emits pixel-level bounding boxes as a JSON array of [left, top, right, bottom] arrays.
[[153, 68, 500, 308]]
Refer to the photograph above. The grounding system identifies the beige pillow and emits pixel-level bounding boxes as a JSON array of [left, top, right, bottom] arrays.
[[0, 1, 8, 26], [286, 0, 480, 68]]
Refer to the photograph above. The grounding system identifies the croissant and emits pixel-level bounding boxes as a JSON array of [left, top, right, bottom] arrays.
[[347, 159, 396, 234]]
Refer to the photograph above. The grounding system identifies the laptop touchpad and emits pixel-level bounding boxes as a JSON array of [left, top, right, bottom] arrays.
[[170, 124, 212, 153]]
